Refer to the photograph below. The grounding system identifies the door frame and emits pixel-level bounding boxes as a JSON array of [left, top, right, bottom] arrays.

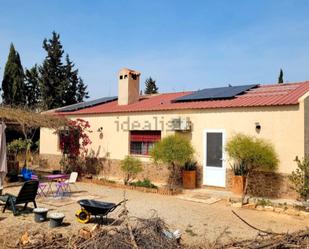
[[203, 129, 226, 187]]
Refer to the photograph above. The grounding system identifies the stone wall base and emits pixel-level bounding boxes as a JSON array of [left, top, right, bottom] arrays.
[[39, 154, 171, 184], [40, 154, 298, 199], [226, 169, 298, 199]]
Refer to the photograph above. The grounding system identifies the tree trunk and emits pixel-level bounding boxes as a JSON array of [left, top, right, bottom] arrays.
[[242, 171, 250, 204]]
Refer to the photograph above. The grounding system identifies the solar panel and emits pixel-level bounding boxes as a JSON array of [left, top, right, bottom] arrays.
[[173, 84, 258, 102], [56, 96, 118, 112]]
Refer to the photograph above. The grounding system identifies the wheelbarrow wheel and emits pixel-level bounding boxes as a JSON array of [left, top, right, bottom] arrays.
[[76, 209, 91, 223]]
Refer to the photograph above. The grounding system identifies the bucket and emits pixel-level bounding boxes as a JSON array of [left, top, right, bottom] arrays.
[[49, 213, 65, 228], [33, 208, 49, 222]]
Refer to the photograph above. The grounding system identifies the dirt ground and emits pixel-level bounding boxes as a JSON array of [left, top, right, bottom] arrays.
[[0, 182, 308, 248]]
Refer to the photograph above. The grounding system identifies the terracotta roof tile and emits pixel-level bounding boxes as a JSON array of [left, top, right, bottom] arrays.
[[58, 81, 309, 115]]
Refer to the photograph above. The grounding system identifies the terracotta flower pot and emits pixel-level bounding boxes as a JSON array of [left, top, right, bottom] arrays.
[[182, 170, 196, 189], [232, 175, 246, 195]]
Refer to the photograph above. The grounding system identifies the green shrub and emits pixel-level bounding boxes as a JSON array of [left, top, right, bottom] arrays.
[[150, 134, 194, 190], [225, 133, 279, 172], [120, 156, 143, 185], [225, 133, 279, 201], [256, 198, 272, 207], [130, 178, 158, 189], [289, 156, 309, 201], [7, 138, 31, 155]]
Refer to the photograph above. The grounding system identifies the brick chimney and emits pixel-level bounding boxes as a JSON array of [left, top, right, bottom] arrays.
[[118, 68, 141, 105]]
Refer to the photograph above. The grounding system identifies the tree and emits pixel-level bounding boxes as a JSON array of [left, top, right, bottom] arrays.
[[63, 55, 89, 104], [120, 156, 143, 185], [225, 133, 279, 203], [144, 77, 158, 94], [25, 64, 40, 109], [289, 156, 309, 201], [63, 55, 79, 105], [39, 32, 66, 110], [76, 77, 89, 102], [39, 32, 89, 110], [278, 69, 284, 84], [1, 43, 26, 106], [150, 134, 194, 190]]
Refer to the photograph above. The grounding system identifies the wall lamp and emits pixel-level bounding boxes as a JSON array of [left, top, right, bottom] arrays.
[[255, 122, 261, 133]]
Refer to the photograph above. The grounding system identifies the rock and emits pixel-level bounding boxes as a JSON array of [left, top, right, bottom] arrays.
[[284, 208, 299, 216], [299, 211, 309, 217], [79, 228, 91, 240], [274, 207, 285, 213], [243, 203, 256, 209], [256, 205, 264, 211], [229, 197, 242, 203], [20, 232, 29, 245], [231, 202, 242, 208], [264, 206, 274, 211], [243, 196, 249, 204], [248, 198, 257, 204]]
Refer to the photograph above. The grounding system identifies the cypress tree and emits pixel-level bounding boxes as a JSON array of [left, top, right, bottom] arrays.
[[1, 43, 26, 106], [39, 32, 66, 110], [278, 69, 284, 84], [25, 64, 40, 109], [144, 77, 159, 94]]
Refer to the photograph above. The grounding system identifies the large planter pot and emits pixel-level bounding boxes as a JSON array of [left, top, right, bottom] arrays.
[[232, 175, 246, 195], [49, 212, 65, 228], [182, 170, 196, 189], [33, 208, 49, 223]]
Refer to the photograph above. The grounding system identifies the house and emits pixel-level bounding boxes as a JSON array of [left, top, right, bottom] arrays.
[[40, 68, 309, 198]]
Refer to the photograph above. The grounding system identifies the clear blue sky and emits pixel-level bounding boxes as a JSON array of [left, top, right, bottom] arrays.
[[1, 0, 309, 99]]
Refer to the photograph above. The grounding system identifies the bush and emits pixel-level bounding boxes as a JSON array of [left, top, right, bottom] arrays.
[[7, 138, 31, 155], [289, 156, 309, 201], [129, 178, 158, 189], [150, 134, 194, 190], [225, 133, 279, 201], [120, 156, 143, 185], [225, 133, 279, 172], [60, 156, 86, 175]]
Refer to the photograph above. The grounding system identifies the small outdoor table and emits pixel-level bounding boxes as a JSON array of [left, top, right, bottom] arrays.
[[45, 174, 69, 195]]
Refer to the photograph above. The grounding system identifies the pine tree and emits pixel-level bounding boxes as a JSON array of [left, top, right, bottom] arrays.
[[25, 64, 40, 108], [1, 43, 26, 106], [38, 32, 89, 109], [39, 31, 66, 110], [63, 55, 78, 105], [76, 77, 89, 102], [278, 69, 284, 84], [144, 77, 158, 94]]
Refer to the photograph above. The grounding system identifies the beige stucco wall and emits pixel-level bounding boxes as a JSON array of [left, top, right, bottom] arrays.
[[302, 93, 309, 156], [40, 104, 306, 174]]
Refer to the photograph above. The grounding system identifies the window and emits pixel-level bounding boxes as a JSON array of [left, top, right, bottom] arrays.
[[58, 128, 80, 155], [130, 131, 161, 155]]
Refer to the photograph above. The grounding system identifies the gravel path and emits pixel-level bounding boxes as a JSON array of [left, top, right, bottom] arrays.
[[0, 182, 308, 247]]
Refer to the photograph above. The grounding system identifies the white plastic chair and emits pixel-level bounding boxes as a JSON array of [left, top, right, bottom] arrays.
[[64, 172, 78, 193]]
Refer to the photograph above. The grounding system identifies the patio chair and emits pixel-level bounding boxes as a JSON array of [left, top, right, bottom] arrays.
[[0, 180, 39, 215], [63, 172, 78, 193]]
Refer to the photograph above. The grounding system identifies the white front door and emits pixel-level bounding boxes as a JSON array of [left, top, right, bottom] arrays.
[[203, 129, 226, 187]]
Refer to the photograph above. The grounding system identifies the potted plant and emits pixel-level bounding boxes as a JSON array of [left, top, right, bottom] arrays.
[[231, 162, 248, 194], [182, 161, 197, 189], [150, 134, 194, 191]]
